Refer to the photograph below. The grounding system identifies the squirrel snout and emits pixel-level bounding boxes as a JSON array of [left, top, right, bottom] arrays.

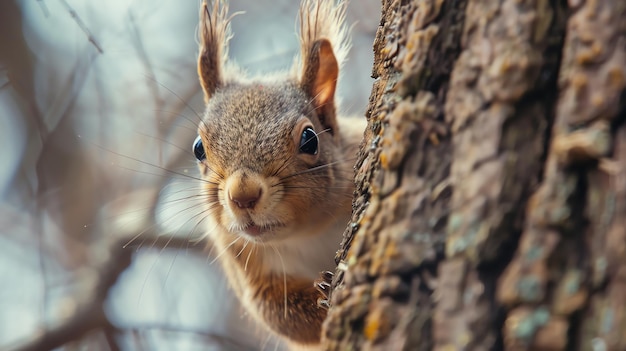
[[224, 170, 265, 211], [229, 189, 262, 209]]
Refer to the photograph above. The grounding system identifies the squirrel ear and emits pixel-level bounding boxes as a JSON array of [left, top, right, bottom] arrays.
[[297, 0, 349, 134], [302, 39, 339, 109], [301, 39, 339, 131], [198, 0, 230, 101]]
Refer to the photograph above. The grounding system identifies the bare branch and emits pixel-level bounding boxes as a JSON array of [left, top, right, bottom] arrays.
[[121, 325, 257, 351], [6, 238, 132, 351], [123, 233, 208, 252]]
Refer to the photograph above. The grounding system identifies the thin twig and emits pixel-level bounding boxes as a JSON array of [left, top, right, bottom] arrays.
[[36, 0, 50, 17], [57, 0, 104, 53], [102, 325, 122, 351]]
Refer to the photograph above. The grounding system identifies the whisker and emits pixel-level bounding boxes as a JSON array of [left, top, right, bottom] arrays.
[[152, 109, 203, 131], [158, 191, 218, 207], [209, 237, 241, 265], [269, 154, 296, 178], [189, 204, 221, 244], [104, 194, 218, 241], [166, 203, 220, 238], [123, 229, 150, 249], [274, 335, 280, 351], [261, 333, 273, 351], [305, 84, 330, 113], [235, 239, 249, 259], [157, 200, 216, 229], [120, 209, 188, 251], [137, 249, 161, 304], [244, 243, 255, 272], [80, 138, 221, 185], [270, 244, 288, 320], [298, 127, 331, 150], [144, 75, 203, 123], [163, 239, 181, 289], [154, 233, 185, 291], [133, 130, 195, 155], [274, 157, 358, 183]]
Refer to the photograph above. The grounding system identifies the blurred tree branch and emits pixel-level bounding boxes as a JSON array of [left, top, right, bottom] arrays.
[[0, 0, 44, 141], [7, 239, 131, 351], [6, 234, 209, 351]]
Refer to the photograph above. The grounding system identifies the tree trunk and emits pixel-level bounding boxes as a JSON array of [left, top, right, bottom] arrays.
[[322, 0, 625, 350]]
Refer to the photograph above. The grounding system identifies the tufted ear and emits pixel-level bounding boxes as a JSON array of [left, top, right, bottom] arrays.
[[198, 0, 230, 102], [297, 0, 349, 134], [301, 39, 339, 112], [301, 39, 339, 113]]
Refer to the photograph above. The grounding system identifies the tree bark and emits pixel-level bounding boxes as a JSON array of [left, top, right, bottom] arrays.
[[322, 0, 625, 350]]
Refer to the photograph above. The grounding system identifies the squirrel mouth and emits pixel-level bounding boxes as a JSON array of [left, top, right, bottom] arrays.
[[241, 222, 282, 236]]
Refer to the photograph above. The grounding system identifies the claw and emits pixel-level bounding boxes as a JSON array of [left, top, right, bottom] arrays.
[[321, 270, 334, 281], [317, 298, 331, 310], [314, 270, 335, 308], [316, 281, 331, 291]]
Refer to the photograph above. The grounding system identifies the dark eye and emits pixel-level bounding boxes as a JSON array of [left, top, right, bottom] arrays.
[[299, 127, 318, 155], [193, 135, 206, 161]]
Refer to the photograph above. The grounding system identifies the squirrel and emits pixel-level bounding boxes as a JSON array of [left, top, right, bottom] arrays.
[[191, 0, 365, 349]]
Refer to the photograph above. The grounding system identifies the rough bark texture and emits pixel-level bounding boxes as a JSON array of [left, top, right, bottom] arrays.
[[322, 0, 625, 350]]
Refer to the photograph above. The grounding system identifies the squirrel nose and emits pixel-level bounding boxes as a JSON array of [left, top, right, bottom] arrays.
[[229, 189, 262, 209]]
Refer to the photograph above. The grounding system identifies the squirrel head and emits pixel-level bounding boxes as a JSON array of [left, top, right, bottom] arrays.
[[193, 0, 352, 243]]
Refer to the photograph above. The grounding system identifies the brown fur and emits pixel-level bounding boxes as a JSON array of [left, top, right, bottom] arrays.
[[195, 0, 364, 348]]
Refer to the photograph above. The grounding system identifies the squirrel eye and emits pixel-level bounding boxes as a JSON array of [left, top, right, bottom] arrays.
[[299, 127, 318, 155], [193, 135, 206, 161]]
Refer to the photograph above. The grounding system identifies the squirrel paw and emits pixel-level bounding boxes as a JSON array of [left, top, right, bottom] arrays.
[[314, 271, 334, 309]]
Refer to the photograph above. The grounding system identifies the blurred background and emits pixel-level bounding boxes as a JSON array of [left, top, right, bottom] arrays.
[[0, 0, 378, 350]]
